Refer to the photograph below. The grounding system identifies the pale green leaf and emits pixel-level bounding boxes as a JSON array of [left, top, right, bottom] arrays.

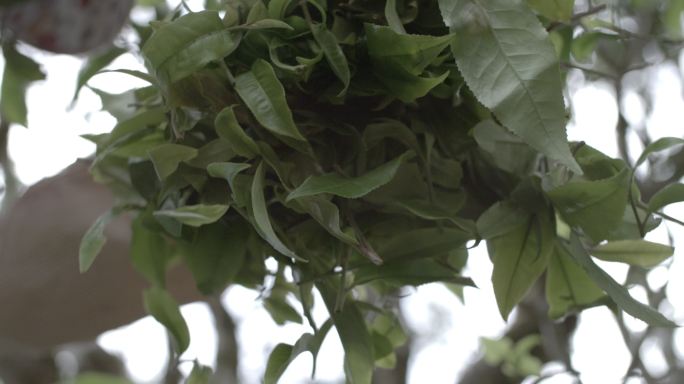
[[287, 151, 414, 200], [546, 243, 604, 318], [635, 137, 684, 168], [154, 204, 230, 227], [186, 363, 213, 384], [591, 240, 673, 268], [79, 210, 116, 273], [560, 236, 676, 327], [648, 183, 684, 212], [547, 168, 630, 242], [490, 214, 554, 320], [148, 143, 199, 180]]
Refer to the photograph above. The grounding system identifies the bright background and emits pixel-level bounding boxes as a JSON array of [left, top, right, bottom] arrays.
[[4, 1, 684, 383]]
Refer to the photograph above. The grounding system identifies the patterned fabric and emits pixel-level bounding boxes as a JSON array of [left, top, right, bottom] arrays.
[[0, 0, 134, 54]]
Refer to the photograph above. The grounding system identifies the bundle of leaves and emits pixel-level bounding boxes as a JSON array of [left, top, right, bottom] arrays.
[[73, 0, 682, 382]]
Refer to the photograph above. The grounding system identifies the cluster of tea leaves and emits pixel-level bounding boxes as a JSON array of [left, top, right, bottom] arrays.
[[73, 0, 683, 381]]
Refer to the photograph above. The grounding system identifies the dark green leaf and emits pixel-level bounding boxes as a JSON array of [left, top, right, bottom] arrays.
[[252, 162, 306, 261], [215, 106, 259, 158], [131, 214, 170, 287], [264, 321, 332, 384], [180, 223, 248, 294], [377, 227, 471, 262], [143, 287, 191, 353], [312, 24, 350, 95], [287, 151, 414, 200], [591, 240, 673, 268], [142, 11, 241, 84], [317, 283, 374, 384], [1, 44, 45, 126], [235, 60, 310, 153], [353, 259, 474, 287], [439, 0, 582, 174]]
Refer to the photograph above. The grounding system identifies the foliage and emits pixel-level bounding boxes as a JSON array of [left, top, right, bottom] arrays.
[[4, 0, 684, 382]]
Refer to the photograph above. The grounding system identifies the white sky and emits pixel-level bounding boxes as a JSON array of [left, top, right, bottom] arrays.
[[4, 2, 684, 383]]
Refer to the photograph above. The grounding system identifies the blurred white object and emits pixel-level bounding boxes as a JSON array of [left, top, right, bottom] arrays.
[[0, 0, 134, 54], [0, 160, 200, 349]]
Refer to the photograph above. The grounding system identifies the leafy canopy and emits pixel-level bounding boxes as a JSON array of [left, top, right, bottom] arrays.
[[35, 0, 683, 382]]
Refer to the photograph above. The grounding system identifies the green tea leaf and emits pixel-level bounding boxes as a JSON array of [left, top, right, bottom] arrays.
[[317, 283, 374, 384], [353, 259, 474, 287], [312, 24, 350, 95], [264, 322, 332, 384], [143, 287, 191, 353], [547, 168, 630, 242], [154, 204, 230, 227], [252, 162, 306, 261], [148, 143, 199, 180], [378, 227, 471, 262], [74, 47, 127, 101], [79, 210, 116, 273], [215, 106, 259, 158], [131, 214, 170, 287], [365, 24, 452, 101], [490, 214, 553, 320], [142, 11, 241, 84], [635, 137, 684, 168], [560, 236, 676, 327], [186, 363, 213, 384], [546, 243, 604, 319], [287, 151, 414, 200], [477, 201, 528, 240], [648, 183, 684, 212], [526, 0, 574, 21], [235, 60, 309, 153], [591, 240, 673, 268], [1, 44, 45, 126], [439, 0, 582, 174], [180, 223, 248, 294], [385, 0, 406, 33]]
